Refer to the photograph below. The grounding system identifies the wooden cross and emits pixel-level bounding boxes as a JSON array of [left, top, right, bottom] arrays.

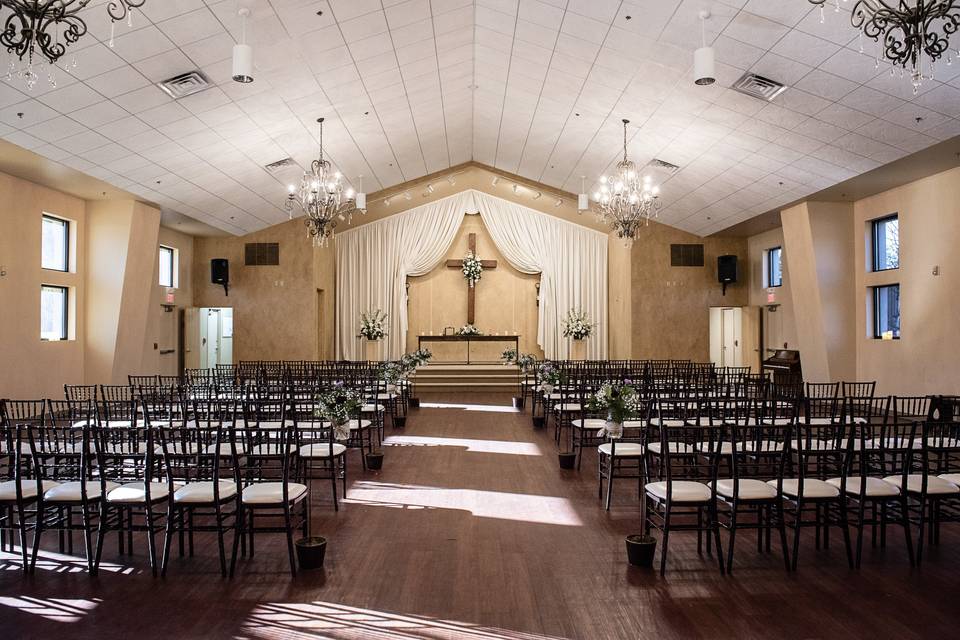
[[445, 233, 497, 324]]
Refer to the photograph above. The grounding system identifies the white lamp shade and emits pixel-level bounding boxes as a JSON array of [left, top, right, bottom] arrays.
[[232, 44, 254, 83], [577, 193, 589, 211], [694, 46, 715, 85], [355, 192, 366, 210]]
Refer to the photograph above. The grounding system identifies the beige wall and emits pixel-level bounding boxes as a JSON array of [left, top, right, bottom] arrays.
[[747, 227, 798, 354], [192, 218, 336, 362], [628, 223, 748, 361], [0, 172, 87, 398], [854, 166, 960, 395], [406, 214, 543, 360], [139, 227, 195, 377]]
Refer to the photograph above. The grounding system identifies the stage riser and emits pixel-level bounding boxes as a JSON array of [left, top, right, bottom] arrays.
[[412, 364, 520, 393]]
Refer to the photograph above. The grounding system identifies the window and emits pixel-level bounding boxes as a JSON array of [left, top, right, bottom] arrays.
[[872, 214, 899, 271], [40, 285, 68, 341], [159, 245, 177, 288], [42, 214, 69, 271], [767, 246, 783, 287], [873, 284, 900, 339]]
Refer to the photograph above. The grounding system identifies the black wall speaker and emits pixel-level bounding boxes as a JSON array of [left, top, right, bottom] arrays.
[[718, 255, 738, 283], [211, 258, 229, 295]]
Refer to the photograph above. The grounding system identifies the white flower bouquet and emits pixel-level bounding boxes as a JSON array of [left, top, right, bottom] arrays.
[[458, 324, 482, 336], [562, 308, 595, 340], [461, 252, 483, 288], [359, 309, 388, 341]]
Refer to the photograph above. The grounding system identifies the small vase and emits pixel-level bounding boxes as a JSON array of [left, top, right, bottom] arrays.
[[605, 420, 624, 439], [333, 421, 351, 442], [542, 383, 555, 396]]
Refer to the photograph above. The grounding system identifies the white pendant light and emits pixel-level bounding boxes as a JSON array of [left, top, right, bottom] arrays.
[[577, 175, 589, 212], [694, 10, 715, 86], [232, 7, 254, 84], [355, 174, 367, 211]]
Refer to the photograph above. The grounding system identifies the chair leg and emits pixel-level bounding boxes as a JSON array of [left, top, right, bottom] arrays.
[[604, 459, 614, 511], [838, 501, 854, 569], [16, 502, 31, 573], [29, 504, 45, 574], [82, 503, 96, 575], [901, 499, 915, 567], [229, 505, 242, 578], [727, 505, 738, 574], [331, 460, 339, 512], [791, 501, 803, 571], [145, 504, 158, 578], [215, 504, 227, 578], [855, 500, 866, 569], [711, 503, 725, 575], [283, 506, 297, 577], [777, 501, 790, 571], [160, 507, 175, 578], [660, 516, 670, 577], [94, 505, 107, 573]]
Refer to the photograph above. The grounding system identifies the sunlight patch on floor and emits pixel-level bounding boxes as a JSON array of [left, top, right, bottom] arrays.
[[420, 402, 520, 414], [344, 481, 582, 526], [383, 435, 542, 456], [1, 547, 141, 575], [242, 600, 568, 639], [0, 596, 100, 623]]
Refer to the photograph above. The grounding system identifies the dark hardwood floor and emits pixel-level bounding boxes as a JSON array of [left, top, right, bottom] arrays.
[[2, 392, 958, 639]]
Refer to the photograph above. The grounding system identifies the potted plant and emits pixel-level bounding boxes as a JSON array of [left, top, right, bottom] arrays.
[[500, 347, 519, 365], [359, 309, 388, 361], [562, 308, 596, 360], [404, 348, 432, 408], [366, 450, 384, 470], [534, 361, 561, 430], [625, 533, 657, 568]]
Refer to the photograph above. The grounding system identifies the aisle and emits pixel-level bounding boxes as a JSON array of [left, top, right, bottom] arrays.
[[1, 393, 958, 640]]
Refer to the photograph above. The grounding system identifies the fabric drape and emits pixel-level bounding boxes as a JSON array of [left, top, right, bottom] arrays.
[[335, 190, 608, 360]]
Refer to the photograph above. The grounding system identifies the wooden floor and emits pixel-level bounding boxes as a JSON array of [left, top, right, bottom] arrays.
[[2, 393, 959, 639]]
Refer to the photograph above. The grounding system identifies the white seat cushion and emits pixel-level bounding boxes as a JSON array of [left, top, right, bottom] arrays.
[[242, 482, 307, 505], [249, 443, 297, 456], [939, 473, 960, 487], [154, 442, 199, 455], [648, 418, 685, 427], [826, 476, 899, 497], [106, 481, 172, 503], [714, 478, 778, 500], [883, 474, 960, 495], [299, 443, 347, 458], [376, 393, 397, 400], [0, 480, 60, 501], [647, 441, 695, 454], [174, 480, 237, 503], [645, 480, 712, 503], [598, 442, 644, 456], [45, 481, 119, 502], [770, 478, 840, 499], [623, 420, 646, 428], [204, 442, 246, 456], [572, 418, 606, 430], [744, 440, 785, 453], [555, 403, 582, 412], [320, 419, 372, 431], [695, 441, 732, 455], [361, 404, 385, 413]]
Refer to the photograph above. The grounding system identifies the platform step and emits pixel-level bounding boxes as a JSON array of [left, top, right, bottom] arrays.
[[412, 364, 520, 392]]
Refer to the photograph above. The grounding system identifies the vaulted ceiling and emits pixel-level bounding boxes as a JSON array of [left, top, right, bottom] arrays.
[[2, 0, 959, 237]]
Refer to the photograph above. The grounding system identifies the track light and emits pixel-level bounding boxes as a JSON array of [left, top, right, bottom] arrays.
[[512, 183, 519, 193], [232, 8, 254, 83], [384, 198, 391, 206], [404, 191, 412, 201], [492, 176, 500, 186], [447, 175, 456, 185], [554, 198, 563, 207], [532, 191, 541, 200], [694, 10, 715, 86], [426, 184, 434, 193]]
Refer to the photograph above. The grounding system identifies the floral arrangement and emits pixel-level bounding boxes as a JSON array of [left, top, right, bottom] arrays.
[[562, 308, 595, 340], [458, 324, 482, 336], [381, 361, 405, 384], [359, 309, 388, 341], [516, 354, 536, 373], [461, 252, 483, 288], [316, 383, 362, 441], [587, 381, 642, 438], [537, 361, 561, 389], [399, 348, 433, 374], [501, 348, 519, 365]]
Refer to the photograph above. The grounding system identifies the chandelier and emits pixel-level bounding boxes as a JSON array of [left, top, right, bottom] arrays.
[[285, 117, 365, 247], [592, 119, 661, 247], [808, 0, 960, 92], [1, 0, 146, 90]]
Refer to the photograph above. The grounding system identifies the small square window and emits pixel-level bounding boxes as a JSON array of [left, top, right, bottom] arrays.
[[873, 284, 900, 339], [42, 215, 69, 272], [767, 246, 782, 287], [159, 245, 177, 288], [41, 285, 68, 341], [872, 214, 899, 271]]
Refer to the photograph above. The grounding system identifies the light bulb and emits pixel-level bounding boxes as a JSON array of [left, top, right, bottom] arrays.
[[627, 170, 636, 179], [287, 184, 296, 194], [599, 176, 607, 184], [643, 175, 652, 183], [629, 193, 638, 203], [346, 188, 355, 198], [614, 181, 623, 192], [652, 186, 660, 195], [593, 191, 601, 200], [311, 180, 320, 190], [334, 171, 341, 179]]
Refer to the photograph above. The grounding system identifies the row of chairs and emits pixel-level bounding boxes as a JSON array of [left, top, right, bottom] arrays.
[[0, 371, 408, 577]]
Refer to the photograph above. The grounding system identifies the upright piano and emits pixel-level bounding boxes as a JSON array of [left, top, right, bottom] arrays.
[[762, 349, 802, 384]]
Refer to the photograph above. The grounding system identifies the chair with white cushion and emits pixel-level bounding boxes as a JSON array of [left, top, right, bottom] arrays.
[[777, 421, 853, 570], [644, 418, 725, 576], [232, 392, 307, 577], [31, 399, 108, 574], [716, 419, 791, 573], [597, 401, 648, 510], [830, 417, 914, 568], [0, 422, 47, 573], [886, 421, 960, 563], [297, 389, 351, 512], [95, 413, 173, 577]]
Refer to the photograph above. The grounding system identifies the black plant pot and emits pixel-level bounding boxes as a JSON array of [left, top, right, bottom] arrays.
[[512, 396, 524, 409], [295, 536, 327, 570], [409, 397, 420, 409], [625, 534, 657, 568], [393, 416, 407, 428], [532, 416, 545, 429], [558, 452, 577, 469], [366, 452, 384, 470]]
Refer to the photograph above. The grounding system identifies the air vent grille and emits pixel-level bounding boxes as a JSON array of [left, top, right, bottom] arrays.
[[732, 73, 787, 101], [265, 157, 298, 173], [649, 158, 680, 173], [245, 243, 279, 266], [157, 71, 211, 99], [670, 244, 704, 267]]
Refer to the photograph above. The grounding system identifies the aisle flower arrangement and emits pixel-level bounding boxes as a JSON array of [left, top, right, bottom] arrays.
[[458, 324, 482, 336], [516, 353, 536, 373], [359, 309, 388, 340], [461, 251, 484, 287], [537, 361, 562, 394], [317, 383, 363, 441], [586, 381, 641, 439], [400, 348, 433, 374], [562, 308, 595, 340], [501, 348, 519, 364]]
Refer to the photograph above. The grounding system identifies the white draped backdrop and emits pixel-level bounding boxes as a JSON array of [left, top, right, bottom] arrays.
[[335, 190, 608, 361]]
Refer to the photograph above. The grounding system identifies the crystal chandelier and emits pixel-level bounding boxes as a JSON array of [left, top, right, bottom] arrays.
[[592, 119, 661, 247], [285, 117, 365, 247], [808, 0, 960, 92], [1, 1, 146, 90]]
